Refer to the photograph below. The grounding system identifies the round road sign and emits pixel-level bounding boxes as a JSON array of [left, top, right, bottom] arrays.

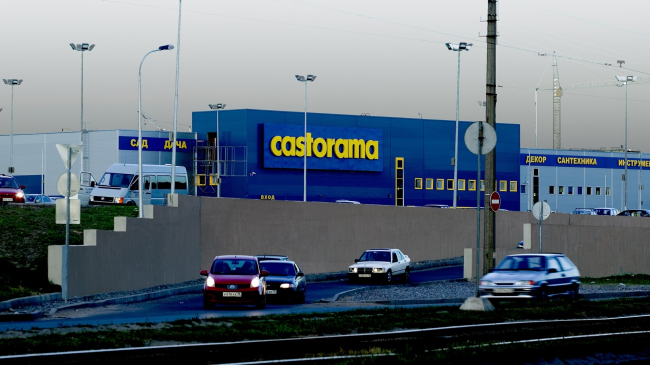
[[57, 173, 81, 197], [490, 191, 501, 212]]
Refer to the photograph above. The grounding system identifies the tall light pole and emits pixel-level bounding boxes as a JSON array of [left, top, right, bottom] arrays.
[[616, 75, 637, 211], [445, 42, 472, 208], [138, 45, 174, 217], [171, 0, 183, 199], [295, 75, 316, 202], [70, 43, 95, 173], [208, 103, 226, 197], [2, 79, 23, 174]]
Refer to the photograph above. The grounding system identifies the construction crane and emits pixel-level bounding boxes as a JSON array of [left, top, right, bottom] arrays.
[[547, 51, 649, 149]]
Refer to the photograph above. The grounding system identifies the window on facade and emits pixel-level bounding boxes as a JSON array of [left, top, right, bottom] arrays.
[[436, 179, 444, 190], [469, 180, 476, 191], [499, 181, 507, 191], [521, 184, 526, 194], [447, 179, 454, 190], [533, 168, 539, 176], [549, 186, 555, 194], [426, 178, 434, 190], [568, 186, 574, 195], [595, 187, 601, 196], [510, 181, 517, 192], [458, 180, 466, 191], [577, 186, 583, 195], [559, 186, 565, 195], [587, 187, 592, 195], [480, 180, 485, 191], [606, 187, 611, 196], [415, 178, 422, 189]]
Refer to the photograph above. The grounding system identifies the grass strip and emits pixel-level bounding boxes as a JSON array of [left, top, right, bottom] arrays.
[[1, 296, 650, 356]]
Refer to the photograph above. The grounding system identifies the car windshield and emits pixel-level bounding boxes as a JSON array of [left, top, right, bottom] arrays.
[[210, 259, 258, 275], [359, 251, 391, 262], [97, 173, 135, 188], [495, 256, 546, 271], [0, 178, 19, 189], [594, 209, 609, 215], [260, 262, 296, 276]]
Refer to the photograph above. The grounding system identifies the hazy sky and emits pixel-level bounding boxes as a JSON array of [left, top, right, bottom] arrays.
[[2, 0, 649, 150]]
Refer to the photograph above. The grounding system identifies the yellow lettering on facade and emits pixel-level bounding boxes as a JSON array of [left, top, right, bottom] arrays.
[[313, 138, 327, 158], [306, 133, 313, 157], [295, 136, 305, 157], [326, 138, 336, 158], [270, 136, 282, 156], [366, 140, 379, 160], [164, 141, 173, 150], [131, 139, 137, 147], [525, 155, 548, 164], [619, 159, 625, 166], [335, 139, 348, 158], [142, 140, 148, 149], [349, 139, 366, 159], [281, 136, 296, 156]]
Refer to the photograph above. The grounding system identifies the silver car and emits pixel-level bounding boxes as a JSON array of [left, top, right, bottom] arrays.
[[479, 253, 580, 300]]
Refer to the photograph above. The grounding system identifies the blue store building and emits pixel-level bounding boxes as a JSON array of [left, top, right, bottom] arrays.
[[192, 109, 521, 210]]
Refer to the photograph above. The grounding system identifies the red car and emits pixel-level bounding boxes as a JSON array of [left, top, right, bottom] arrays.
[[0, 175, 26, 205], [200, 255, 269, 309]]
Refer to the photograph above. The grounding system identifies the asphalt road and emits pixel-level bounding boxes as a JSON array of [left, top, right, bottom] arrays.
[[0, 266, 463, 331]]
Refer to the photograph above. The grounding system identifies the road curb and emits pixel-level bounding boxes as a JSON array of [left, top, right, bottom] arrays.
[[49, 284, 203, 315], [0, 311, 43, 322], [0, 293, 61, 311], [321, 278, 468, 303]]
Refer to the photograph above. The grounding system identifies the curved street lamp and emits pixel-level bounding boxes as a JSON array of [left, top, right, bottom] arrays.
[[295, 74, 316, 202], [616, 75, 637, 211], [3, 79, 23, 174], [137, 45, 174, 216], [208, 103, 226, 197]]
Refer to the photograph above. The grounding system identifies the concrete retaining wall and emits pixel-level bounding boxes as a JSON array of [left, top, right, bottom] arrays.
[[49, 195, 650, 297]]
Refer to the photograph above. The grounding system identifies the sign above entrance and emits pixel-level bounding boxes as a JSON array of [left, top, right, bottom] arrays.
[[262, 123, 383, 172], [118, 136, 196, 153]]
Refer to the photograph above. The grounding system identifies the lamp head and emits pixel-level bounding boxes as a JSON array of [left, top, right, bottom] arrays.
[[159, 44, 174, 51], [295, 75, 305, 81], [88, 44, 95, 51], [209, 104, 226, 110], [306, 75, 316, 82], [70, 43, 76, 50]]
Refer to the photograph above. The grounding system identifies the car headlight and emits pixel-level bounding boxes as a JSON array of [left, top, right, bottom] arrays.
[[16, 191, 24, 198], [348, 267, 357, 273], [90, 195, 95, 201], [372, 268, 384, 273], [114, 197, 123, 204], [250, 277, 260, 288], [514, 280, 535, 286], [479, 280, 495, 286], [206, 276, 215, 287], [280, 283, 294, 289]]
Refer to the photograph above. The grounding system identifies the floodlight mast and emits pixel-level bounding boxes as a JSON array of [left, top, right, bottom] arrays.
[[2, 79, 23, 174], [70, 43, 95, 174], [208, 103, 226, 197], [615, 75, 637, 211], [295, 74, 317, 202]]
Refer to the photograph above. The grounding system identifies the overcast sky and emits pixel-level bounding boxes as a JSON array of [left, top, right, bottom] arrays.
[[2, 0, 649, 151]]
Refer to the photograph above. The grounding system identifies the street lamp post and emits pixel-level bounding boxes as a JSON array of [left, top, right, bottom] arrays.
[[138, 45, 175, 217], [208, 104, 226, 197], [70, 43, 95, 173], [2, 79, 23, 174], [445, 42, 472, 208], [616, 75, 637, 211], [295, 74, 316, 202]]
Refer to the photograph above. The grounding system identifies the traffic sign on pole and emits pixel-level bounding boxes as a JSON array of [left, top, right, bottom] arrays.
[[490, 191, 501, 212]]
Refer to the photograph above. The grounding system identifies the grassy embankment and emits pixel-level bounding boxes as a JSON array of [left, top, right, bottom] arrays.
[[0, 205, 138, 301], [1, 297, 650, 360]]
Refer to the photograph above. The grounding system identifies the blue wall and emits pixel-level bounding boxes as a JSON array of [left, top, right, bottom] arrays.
[[193, 109, 521, 210]]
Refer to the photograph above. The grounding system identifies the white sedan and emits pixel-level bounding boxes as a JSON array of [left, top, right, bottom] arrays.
[[348, 248, 411, 284]]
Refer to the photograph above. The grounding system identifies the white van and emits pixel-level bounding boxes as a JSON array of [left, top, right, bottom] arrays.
[[80, 164, 189, 206]]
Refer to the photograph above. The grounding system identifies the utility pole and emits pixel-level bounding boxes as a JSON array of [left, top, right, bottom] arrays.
[[483, 0, 498, 274]]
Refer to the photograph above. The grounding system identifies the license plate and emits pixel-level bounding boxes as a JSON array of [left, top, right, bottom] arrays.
[[2, 198, 12, 202], [494, 288, 514, 293], [223, 292, 242, 297], [267, 290, 277, 294], [359, 274, 371, 278]]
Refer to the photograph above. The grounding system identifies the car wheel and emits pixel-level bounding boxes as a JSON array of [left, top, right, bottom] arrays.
[[256, 293, 266, 309], [297, 290, 306, 304], [385, 270, 392, 284], [404, 268, 410, 283], [568, 284, 580, 300], [537, 287, 548, 301], [126, 201, 136, 206], [203, 295, 213, 310]]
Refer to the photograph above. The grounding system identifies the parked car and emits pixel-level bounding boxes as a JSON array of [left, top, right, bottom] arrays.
[[571, 208, 596, 215], [479, 253, 581, 300], [348, 248, 411, 284], [593, 207, 620, 216], [200, 255, 268, 309], [24, 194, 55, 205], [0, 175, 25, 205], [259, 260, 307, 303], [618, 209, 650, 217], [256, 255, 289, 261]]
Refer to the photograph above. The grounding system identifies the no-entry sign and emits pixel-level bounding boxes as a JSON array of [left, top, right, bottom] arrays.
[[490, 191, 501, 212]]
